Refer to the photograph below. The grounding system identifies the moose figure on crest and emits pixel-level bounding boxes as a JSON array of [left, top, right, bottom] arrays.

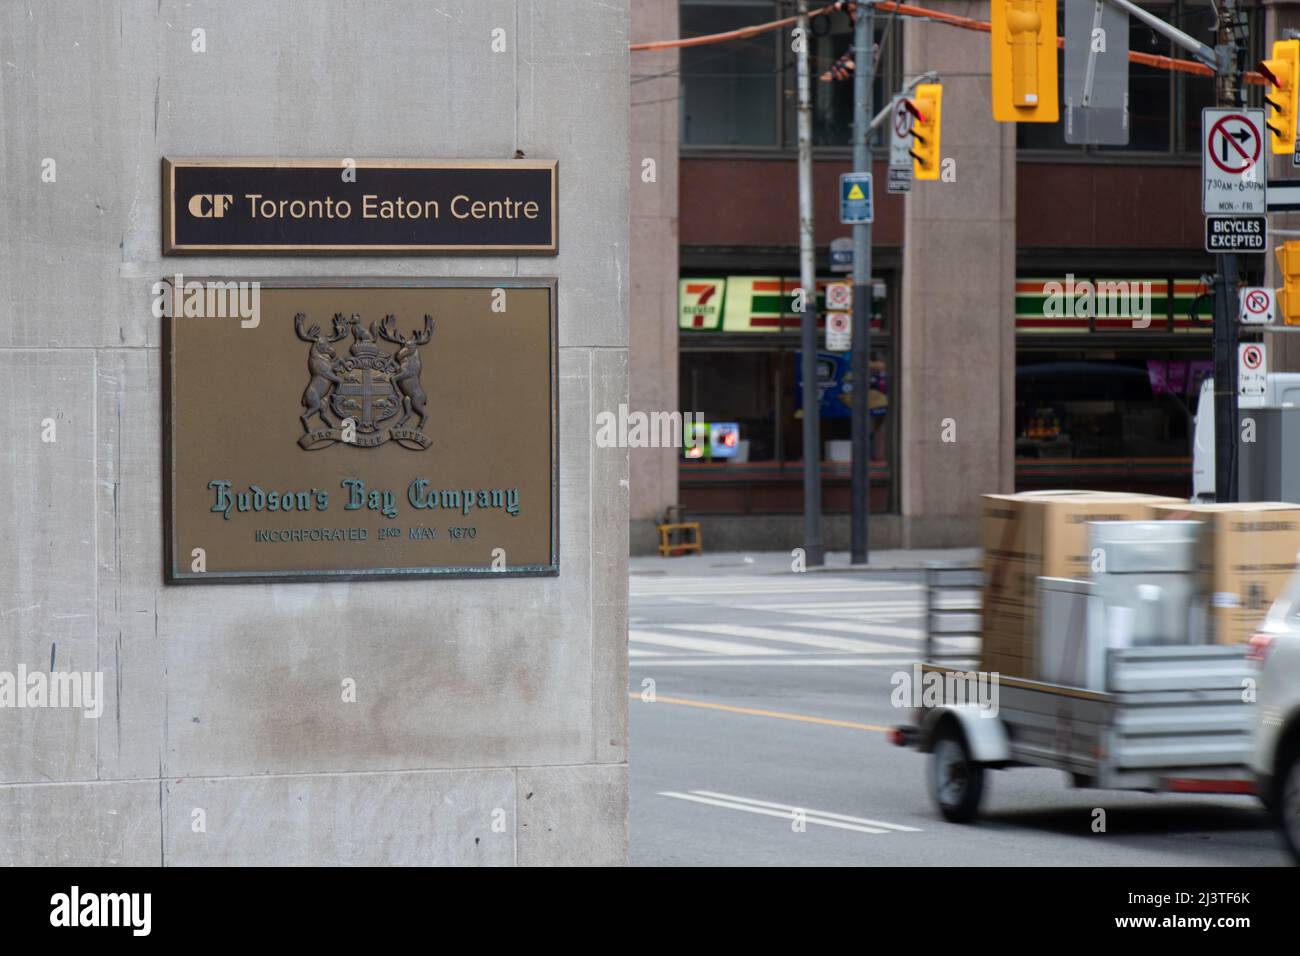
[[294, 311, 349, 432], [377, 313, 434, 431]]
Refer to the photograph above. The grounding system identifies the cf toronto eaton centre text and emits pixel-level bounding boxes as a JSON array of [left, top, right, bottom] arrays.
[[224, 193, 542, 222], [208, 478, 522, 542]]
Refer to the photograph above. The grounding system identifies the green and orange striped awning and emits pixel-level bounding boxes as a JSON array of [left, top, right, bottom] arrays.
[[1015, 277, 1211, 333]]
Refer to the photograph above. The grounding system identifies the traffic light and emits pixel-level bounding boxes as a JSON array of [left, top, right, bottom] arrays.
[[906, 83, 942, 181], [1278, 242, 1300, 325], [990, 0, 1058, 122], [1259, 39, 1300, 155]]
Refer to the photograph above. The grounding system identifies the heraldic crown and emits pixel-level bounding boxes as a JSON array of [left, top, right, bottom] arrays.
[[295, 311, 434, 451]]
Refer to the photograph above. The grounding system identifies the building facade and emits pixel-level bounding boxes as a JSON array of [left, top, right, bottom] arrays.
[[631, 0, 1288, 554]]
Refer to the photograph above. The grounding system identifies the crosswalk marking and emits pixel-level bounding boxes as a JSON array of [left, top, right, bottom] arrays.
[[658, 790, 920, 835], [732, 599, 922, 611], [666, 623, 906, 655], [629, 656, 915, 667], [782, 619, 924, 640], [631, 581, 922, 597], [629, 629, 791, 656], [629, 575, 934, 666]]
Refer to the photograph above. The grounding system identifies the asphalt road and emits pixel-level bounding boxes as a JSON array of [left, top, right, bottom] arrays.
[[628, 562, 1291, 866]]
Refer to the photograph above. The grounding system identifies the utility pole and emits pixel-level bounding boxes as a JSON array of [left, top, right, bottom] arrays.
[[797, 0, 824, 566], [1100, 0, 1241, 502], [850, 1, 873, 565], [1213, 0, 1243, 503]]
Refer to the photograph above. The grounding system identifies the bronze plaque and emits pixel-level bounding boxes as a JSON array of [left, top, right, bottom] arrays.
[[164, 278, 557, 582], [162, 158, 557, 255]]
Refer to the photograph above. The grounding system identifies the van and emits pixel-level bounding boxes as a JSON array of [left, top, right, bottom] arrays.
[[1192, 374, 1300, 501]]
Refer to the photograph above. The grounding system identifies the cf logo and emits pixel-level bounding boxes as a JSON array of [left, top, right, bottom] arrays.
[[187, 194, 234, 218]]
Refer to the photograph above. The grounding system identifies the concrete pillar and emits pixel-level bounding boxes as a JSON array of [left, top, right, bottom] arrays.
[[630, 0, 680, 540], [0, 0, 629, 866], [901, 3, 1017, 545]]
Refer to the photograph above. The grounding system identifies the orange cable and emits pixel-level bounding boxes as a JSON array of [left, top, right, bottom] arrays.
[[633, 0, 1267, 85], [630, 2, 841, 52]]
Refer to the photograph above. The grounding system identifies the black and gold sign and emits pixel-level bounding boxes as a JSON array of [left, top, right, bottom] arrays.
[[163, 278, 558, 582], [162, 158, 557, 254]]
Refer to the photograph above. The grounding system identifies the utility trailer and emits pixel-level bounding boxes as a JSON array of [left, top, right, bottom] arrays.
[[893, 563, 1258, 822]]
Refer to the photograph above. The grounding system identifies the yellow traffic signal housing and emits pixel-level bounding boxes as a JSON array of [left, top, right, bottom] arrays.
[[990, 0, 1058, 122], [1260, 39, 1300, 155], [1278, 242, 1300, 325], [907, 84, 942, 181]]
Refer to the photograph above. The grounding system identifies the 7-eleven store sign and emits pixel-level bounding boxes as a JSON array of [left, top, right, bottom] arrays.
[[721, 277, 843, 331], [678, 278, 726, 329]]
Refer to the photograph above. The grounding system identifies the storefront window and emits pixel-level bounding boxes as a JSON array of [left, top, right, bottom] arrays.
[[677, 273, 896, 515]]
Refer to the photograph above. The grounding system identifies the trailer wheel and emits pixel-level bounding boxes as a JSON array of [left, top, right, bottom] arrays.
[[930, 722, 984, 823], [1279, 744, 1300, 865]]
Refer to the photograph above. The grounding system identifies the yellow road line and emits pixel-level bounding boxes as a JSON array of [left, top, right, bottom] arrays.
[[628, 691, 889, 733]]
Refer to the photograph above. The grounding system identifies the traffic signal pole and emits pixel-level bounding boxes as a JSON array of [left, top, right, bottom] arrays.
[[797, 0, 825, 566], [1212, 1, 1243, 504], [850, 1, 873, 564], [1092, 0, 1241, 503]]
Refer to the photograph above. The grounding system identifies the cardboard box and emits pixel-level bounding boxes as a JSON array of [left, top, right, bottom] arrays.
[[980, 492, 1183, 677], [1152, 502, 1300, 645]]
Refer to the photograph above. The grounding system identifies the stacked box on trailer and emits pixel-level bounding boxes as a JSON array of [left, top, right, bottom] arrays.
[[1152, 502, 1300, 645], [980, 492, 1183, 677]]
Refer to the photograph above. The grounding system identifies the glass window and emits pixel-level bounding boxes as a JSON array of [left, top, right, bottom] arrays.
[[681, 1, 780, 146], [802, 11, 891, 146], [680, 2, 897, 149]]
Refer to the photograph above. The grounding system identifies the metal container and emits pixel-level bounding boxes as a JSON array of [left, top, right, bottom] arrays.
[[1037, 577, 1106, 690], [1088, 520, 1206, 647]]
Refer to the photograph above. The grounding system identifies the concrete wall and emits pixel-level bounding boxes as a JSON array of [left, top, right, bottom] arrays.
[[901, 3, 1016, 544], [629, 0, 680, 524], [0, 0, 629, 866]]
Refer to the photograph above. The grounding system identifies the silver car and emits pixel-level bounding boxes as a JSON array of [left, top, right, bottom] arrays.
[[1251, 576, 1300, 864]]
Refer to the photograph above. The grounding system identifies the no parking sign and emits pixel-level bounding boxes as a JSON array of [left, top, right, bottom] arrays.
[[1239, 286, 1275, 324]]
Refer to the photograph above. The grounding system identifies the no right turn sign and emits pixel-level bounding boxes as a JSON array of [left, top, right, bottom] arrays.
[[1203, 108, 1266, 215]]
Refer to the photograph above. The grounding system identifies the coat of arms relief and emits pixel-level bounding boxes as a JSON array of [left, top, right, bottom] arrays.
[[295, 311, 434, 450]]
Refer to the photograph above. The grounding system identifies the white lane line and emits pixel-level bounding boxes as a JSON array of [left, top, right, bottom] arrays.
[[629, 629, 791, 656], [627, 647, 666, 658], [658, 792, 888, 833], [667, 623, 904, 654], [692, 791, 921, 832], [629, 656, 916, 667], [657, 791, 919, 835]]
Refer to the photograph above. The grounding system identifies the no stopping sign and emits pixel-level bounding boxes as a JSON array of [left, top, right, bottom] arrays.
[[1239, 342, 1267, 398]]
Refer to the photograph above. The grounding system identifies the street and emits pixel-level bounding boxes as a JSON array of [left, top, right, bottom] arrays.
[[629, 554, 1291, 866]]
